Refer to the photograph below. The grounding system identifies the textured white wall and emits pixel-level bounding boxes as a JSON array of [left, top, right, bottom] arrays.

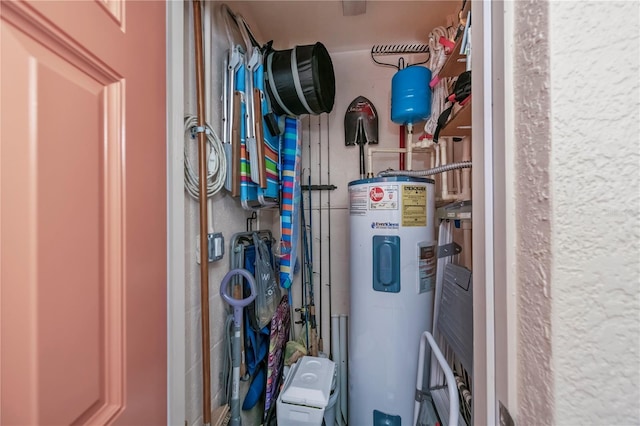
[[513, 1, 555, 423], [549, 1, 640, 424], [515, 1, 640, 425]]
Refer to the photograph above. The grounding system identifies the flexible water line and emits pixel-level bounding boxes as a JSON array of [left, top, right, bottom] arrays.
[[378, 161, 472, 177]]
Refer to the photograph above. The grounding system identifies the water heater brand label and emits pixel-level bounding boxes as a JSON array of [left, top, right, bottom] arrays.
[[369, 186, 384, 202], [369, 185, 398, 210], [402, 185, 427, 226], [371, 222, 399, 229], [349, 187, 369, 215]]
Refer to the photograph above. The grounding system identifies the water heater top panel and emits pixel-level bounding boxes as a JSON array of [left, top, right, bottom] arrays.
[[348, 176, 434, 187]]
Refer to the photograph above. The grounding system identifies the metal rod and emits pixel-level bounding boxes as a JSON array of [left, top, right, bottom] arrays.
[[326, 113, 333, 349], [193, 1, 211, 424], [300, 184, 337, 191], [317, 114, 322, 347]]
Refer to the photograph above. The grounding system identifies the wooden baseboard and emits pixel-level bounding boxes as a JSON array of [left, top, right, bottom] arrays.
[[211, 405, 230, 426]]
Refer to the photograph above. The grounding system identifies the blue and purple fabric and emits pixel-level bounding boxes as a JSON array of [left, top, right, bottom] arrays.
[[264, 295, 290, 418]]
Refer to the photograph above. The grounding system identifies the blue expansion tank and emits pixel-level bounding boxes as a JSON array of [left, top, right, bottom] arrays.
[[391, 65, 432, 125]]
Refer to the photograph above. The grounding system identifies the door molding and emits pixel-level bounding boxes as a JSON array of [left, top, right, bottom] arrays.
[[472, 1, 516, 425], [166, 1, 186, 424]]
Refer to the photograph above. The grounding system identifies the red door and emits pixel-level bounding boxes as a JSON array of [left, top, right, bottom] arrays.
[[0, 1, 167, 424]]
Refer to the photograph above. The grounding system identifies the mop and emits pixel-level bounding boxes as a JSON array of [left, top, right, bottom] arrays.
[[220, 268, 258, 426]]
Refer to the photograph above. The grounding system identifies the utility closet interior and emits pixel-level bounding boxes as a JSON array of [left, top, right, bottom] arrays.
[[181, 1, 476, 425]]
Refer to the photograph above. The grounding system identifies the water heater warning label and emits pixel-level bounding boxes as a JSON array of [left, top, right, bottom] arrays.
[[369, 185, 398, 210], [349, 187, 368, 215], [418, 243, 436, 294], [402, 185, 427, 226]]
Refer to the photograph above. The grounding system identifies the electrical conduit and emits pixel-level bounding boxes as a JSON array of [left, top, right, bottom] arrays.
[[377, 161, 472, 178]]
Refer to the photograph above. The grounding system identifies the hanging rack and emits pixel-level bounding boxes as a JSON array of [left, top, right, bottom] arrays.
[[246, 211, 257, 232], [370, 43, 430, 70]]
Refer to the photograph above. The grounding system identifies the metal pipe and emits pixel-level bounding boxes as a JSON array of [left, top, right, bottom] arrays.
[[326, 114, 333, 350], [378, 161, 472, 178], [339, 315, 348, 422], [441, 138, 449, 198], [331, 315, 341, 425], [317, 115, 323, 350], [192, 1, 211, 424], [461, 136, 472, 200]]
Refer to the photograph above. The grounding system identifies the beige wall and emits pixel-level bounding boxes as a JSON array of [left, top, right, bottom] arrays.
[[515, 1, 640, 424]]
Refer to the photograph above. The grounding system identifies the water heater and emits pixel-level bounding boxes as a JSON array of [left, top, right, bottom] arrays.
[[348, 176, 436, 425]]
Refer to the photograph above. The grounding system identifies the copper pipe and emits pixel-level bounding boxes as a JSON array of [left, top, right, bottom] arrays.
[[192, 1, 211, 424]]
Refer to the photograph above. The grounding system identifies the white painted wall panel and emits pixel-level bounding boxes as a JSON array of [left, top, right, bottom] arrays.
[[549, 1, 640, 424]]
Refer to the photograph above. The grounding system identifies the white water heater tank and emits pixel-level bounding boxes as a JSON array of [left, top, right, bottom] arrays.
[[348, 176, 436, 426]]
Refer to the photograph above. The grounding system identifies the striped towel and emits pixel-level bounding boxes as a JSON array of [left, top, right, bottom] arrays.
[[279, 117, 301, 289]]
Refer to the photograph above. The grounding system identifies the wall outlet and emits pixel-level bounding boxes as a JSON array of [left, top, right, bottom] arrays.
[[195, 233, 224, 263]]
